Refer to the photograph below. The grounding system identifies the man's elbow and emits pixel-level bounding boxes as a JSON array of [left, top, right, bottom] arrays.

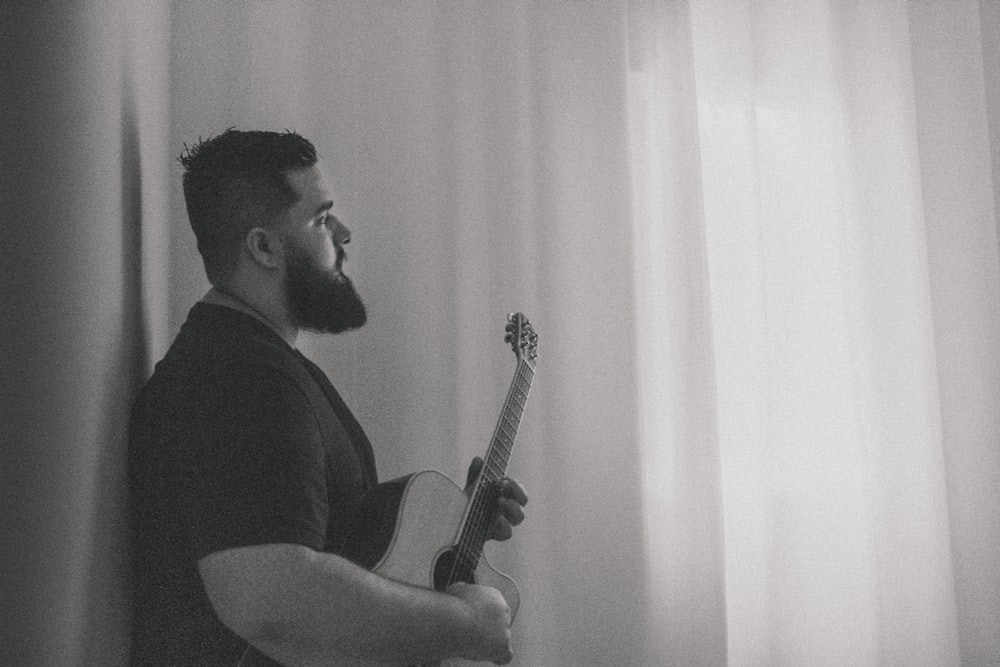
[[216, 601, 290, 651], [197, 543, 314, 650]]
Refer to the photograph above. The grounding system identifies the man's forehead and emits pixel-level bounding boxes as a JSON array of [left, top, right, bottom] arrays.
[[286, 162, 333, 202]]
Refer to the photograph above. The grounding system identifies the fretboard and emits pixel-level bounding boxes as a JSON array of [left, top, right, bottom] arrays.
[[449, 359, 535, 583]]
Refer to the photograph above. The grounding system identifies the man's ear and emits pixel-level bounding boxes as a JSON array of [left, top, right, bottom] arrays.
[[244, 227, 282, 269]]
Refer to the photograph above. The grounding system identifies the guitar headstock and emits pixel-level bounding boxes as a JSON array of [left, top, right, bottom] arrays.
[[504, 312, 539, 369]]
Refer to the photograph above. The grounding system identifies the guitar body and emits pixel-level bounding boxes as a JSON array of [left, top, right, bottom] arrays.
[[337, 470, 519, 667], [341, 470, 520, 618]]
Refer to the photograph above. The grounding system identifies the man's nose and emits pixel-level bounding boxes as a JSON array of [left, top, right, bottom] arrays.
[[331, 216, 351, 245]]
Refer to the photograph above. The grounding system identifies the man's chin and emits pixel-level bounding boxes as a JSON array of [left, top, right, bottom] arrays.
[[296, 313, 367, 335], [285, 250, 368, 334], [289, 288, 368, 335]]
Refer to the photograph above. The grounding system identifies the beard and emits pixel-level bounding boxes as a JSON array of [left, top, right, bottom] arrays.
[[284, 244, 367, 334]]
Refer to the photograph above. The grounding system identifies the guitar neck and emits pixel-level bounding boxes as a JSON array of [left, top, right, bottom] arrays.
[[452, 358, 535, 579], [483, 359, 534, 483]]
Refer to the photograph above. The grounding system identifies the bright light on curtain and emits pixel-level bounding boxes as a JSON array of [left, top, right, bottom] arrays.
[[3, 2, 999, 666], [679, 2, 958, 664], [630, 1, 1000, 664]]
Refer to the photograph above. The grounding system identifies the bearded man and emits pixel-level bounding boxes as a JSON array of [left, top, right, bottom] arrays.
[[128, 129, 526, 666]]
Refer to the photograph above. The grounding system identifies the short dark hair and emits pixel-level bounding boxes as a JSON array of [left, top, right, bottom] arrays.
[[179, 128, 318, 283]]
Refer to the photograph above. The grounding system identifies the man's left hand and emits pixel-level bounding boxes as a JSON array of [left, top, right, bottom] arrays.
[[465, 457, 528, 542]]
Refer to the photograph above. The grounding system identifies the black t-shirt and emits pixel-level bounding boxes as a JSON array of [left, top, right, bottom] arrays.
[[128, 303, 378, 665]]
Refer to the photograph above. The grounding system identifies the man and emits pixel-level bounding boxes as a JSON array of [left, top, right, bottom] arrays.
[[128, 129, 527, 666]]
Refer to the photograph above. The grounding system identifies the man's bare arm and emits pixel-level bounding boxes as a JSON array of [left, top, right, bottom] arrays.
[[199, 543, 512, 667]]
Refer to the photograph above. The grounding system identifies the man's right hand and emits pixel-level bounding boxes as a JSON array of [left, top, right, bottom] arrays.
[[446, 583, 513, 665]]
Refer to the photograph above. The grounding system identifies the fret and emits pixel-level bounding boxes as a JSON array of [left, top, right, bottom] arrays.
[[489, 438, 511, 456], [497, 423, 516, 444], [501, 414, 519, 433], [492, 436, 512, 453], [495, 427, 515, 447], [490, 449, 509, 468], [488, 448, 509, 468], [489, 450, 510, 470], [485, 458, 504, 476]]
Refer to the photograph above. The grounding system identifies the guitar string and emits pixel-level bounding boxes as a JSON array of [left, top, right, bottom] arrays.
[[460, 363, 531, 553], [453, 333, 536, 580], [455, 362, 534, 576], [447, 361, 535, 586], [449, 367, 528, 583]]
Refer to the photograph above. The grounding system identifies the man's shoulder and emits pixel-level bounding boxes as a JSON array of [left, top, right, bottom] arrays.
[[133, 304, 318, 415], [161, 303, 304, 375], [142, 344, 309, 410], [128, 324, 327, 462]]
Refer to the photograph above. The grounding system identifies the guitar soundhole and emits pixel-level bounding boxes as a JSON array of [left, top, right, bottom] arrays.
[[433, 548, 474, 591]]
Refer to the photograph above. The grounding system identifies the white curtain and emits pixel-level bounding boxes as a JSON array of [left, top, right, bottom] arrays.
[[631, 2, 1000, 664], [3, 2, 999, 666]]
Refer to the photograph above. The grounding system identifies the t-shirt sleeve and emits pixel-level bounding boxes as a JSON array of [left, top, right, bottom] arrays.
[[172, 363, 328, 560]]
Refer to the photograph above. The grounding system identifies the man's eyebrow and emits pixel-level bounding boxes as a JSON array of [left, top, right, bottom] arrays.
[[314, 201, 334, 217]]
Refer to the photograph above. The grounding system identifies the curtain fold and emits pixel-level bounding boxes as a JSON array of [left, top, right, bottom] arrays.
[[627, 1, 728, 664], [2, 2, 171, 665], [909, 3, 1000, 663], [3, 2, 999, 665]]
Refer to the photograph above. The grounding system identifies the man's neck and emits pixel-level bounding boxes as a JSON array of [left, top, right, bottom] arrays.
[[203, 286, 299, 347]]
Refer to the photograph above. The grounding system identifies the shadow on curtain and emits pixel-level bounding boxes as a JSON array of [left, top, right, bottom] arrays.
[[79, 56, 148, 667], [1, 2, 168, 664]]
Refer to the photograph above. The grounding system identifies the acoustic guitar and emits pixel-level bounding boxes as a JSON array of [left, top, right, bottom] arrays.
[[241, 313, 538, 667]]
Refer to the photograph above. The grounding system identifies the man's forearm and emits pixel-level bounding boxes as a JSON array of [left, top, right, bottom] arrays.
[[254, 547, 473, 666], [199, 543, 507, 666]]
